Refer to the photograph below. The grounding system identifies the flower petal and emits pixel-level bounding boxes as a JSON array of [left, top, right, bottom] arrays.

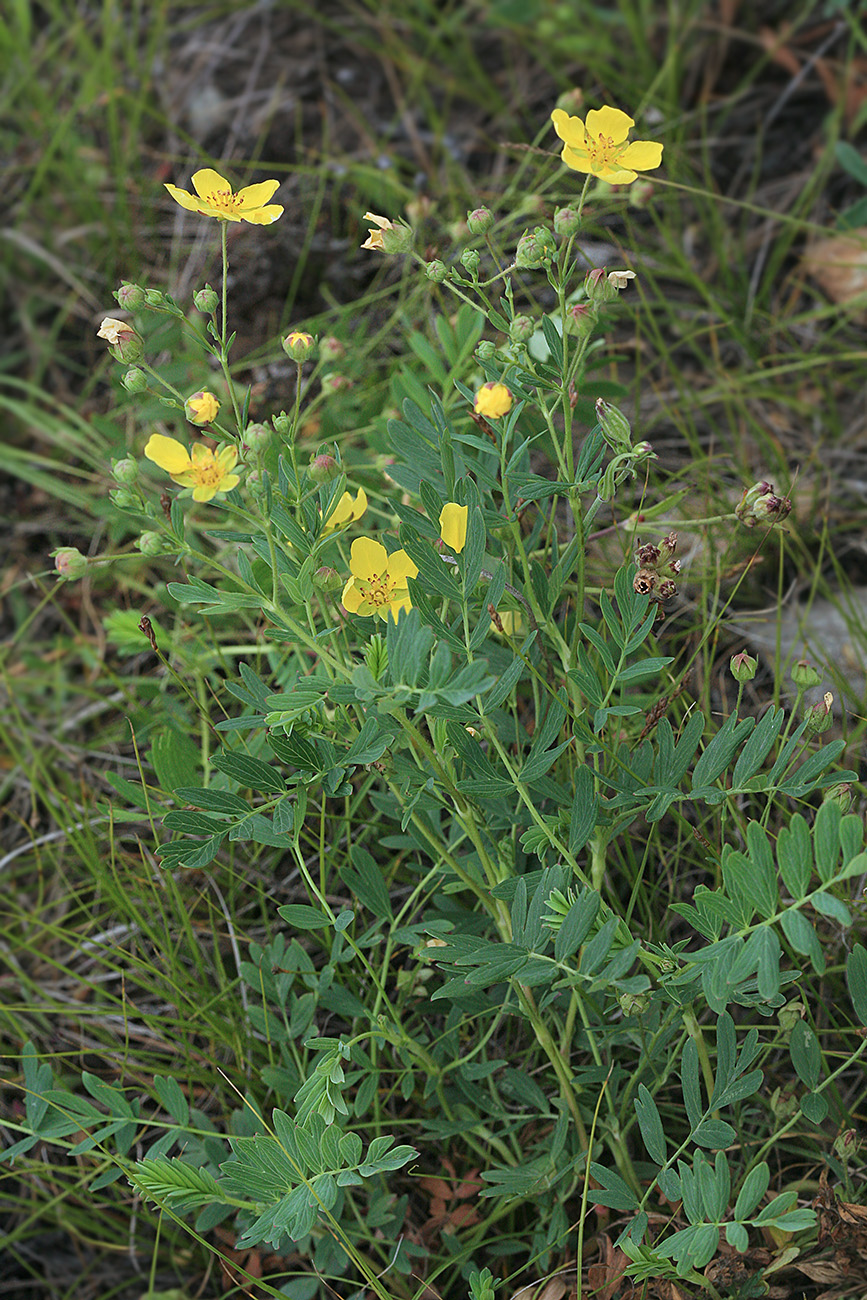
[[241, 205, 284, 225], [216, 444, 240, 472], [384, 595, 412, 622], [439, 503, 468, 554], [560, 145, 593, 173], [386, 549, 419, 583], [144, 434, 192, 474], [550, 109, 587, 148], [164, 183, 202, 212], [191, 482, 218, 502], [619, 140, 664, 172], [350, 536, 388, 580], [235, 179, 281, 210], [191, 168, 232, 200], [342, 577, 363, 612], [584, 106, 633, 144]]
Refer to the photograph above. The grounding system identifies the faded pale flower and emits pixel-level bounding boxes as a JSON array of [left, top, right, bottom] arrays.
[[551, 105, 663, 185], [607, 269, 636, 289], [184, 391, 220, 426], [97, 317, 143, 361], [474, 382, 513, 419], [164, 168, 283, 225], [144, 434, 240, 503], [342, 536, 418, 622], [491, 610, 523, 637], [361, 212, 412, 254], [322, 488, 368, 534], [439, 503, 468, 554]]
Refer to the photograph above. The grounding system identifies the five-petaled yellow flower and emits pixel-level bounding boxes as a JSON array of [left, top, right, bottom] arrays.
[[439, 503, 468, 553], [551, 105, 662, 185], [474, 383, 513, 420], [322, 488, 368, 534], [342, 537, 418, 622], [144, 434, 240, 503], [164, 168, 284, 225]]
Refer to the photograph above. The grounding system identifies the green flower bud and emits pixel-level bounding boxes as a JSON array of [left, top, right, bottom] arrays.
[[136, 531, 166, 556], [114, 282, 146, 310], [243, 422, 271, 453], [53, 547, 88, 579], [475, 340, 498, 362], [515, 226, 556, 269], [804, 693, 834, 735], [460, 248, 481, 275], [467, 206, 494, 235], [310, 453, 339, 483], [110, 487, 137, 508], [778, 1001, 805, 1036], [833, 1128, 861, 1164], [730, 650, 757, 682], [272, 411, 293, 437], [425, 259, 447, 283], [282, 331, 317, 363], [321, 373, 353, 396], [823, 782, 853, 812], [791, 659, 821, 689], [319, 336, 344, 363], [121, 367, 148, 393], [313, 565, 343, 593], [193, 285, 219, 314], [144, 289, 164, 307], [618, 991, 650, 1016], [112, 456, 139, 485], [553, 206, 581, 237], [595, 398, 632, 452], [509, 315, 534, 344]]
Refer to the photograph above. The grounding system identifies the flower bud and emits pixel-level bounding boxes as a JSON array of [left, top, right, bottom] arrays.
[[114, 282, 146, 310], [310, 453, 339, 483], [53, 547, 88, 579], [460, 248, 481, 275], [245, 469, 267, 497], [833, 1128, 861, 1164], [769, 1087, 799, 1120], [791, 659, 821, 689], [804, 692, 834, 735], [313, 565, 343, 593], [632, 441, 656, 461], [112, 457, 139, 485], [730, 650, 757, 682], [243, 422, 271, 453], [515, 226, 556, 269], [121, 367, 148, 393], [595, 398, 632, 452], [319, 336, 344, 363], [193, 285, 219, 314], [555, 88, 583, 114], [823, 782, 853, 812], [565, 302, 594, 335], [272, 411, 293, 437], [144, 289, 164, 307], [282, 331, 317, 363], [476, 340, 498, 361], [474, 382, 513, 419], [425, 259, 447, 283], [618, 991, 650, 1016], [136, 531, 166, 557], [184, 390, 220, 425], [110, 488, 137, 508], [509, 315, 534, 344], [321, 373, 353, 396], [778, 1001, 805, 1035], [553, 206, 581, 238], [467, 206, 494, 235], [97, 318, 144, 363]]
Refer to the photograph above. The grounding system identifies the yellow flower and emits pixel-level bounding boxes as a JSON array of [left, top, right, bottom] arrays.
[[439, 503, 468, 553], [551, 105, 662, 185], [184, 391, 220, 425], [322, 488, 368, 534], [474, 382, 513, 419], [342, 537, 419, 622], [491, 610, 523, 637], [144, 434, 240, 503], [164, 168, 283, 225]]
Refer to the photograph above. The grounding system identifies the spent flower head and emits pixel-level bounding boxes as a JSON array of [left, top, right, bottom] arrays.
[[551, 104, 663, 184], [97, 318, 143, 362], [164, 168, 283, 224], [144, 434, 240, 503], [361, 212, 413, 254]]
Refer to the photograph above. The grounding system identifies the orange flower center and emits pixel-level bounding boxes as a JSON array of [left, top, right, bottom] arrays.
[[193, 454, 222, 488], [357, 572, 393, 607], [586, 132, 620, 169], [203, 189, 243, 214]]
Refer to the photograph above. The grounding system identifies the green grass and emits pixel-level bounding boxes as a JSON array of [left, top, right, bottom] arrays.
[[3, 2, 867, 1299]]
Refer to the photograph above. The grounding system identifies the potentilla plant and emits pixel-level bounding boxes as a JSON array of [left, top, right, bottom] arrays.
[[26, 108, 867, 1300]]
